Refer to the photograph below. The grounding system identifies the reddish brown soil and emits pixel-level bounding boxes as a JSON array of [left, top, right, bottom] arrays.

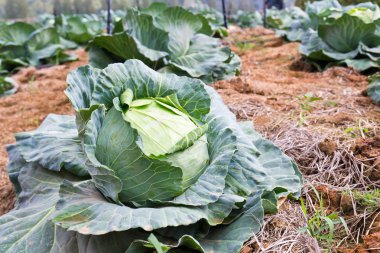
[[218, 28, 380, 138], [354, 136, 380, 179], [0, 49, 87, 215], [338, 232, 380, 253], [220, 27, 380, 252]]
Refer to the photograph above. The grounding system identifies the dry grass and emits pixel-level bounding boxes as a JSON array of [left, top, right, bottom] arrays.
[[244, 122, 380, 252], [243, 200, 321, 253], [223, 26, 380, 252]]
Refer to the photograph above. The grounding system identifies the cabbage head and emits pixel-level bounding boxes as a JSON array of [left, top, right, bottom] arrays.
[[0, 60, 301, 253]]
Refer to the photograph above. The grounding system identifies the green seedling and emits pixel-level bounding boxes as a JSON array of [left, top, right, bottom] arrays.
[[297, 92, 322, 126], [28, 74, 38, 94], [344, 120, 369, 138]]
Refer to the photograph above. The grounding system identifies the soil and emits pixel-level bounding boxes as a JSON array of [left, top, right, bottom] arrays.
[[217, 27, 380, 138], [353, 135, 380, 181], [0, 49, 87, 215], [0, 27, 379, 251], [218, 27, 380, 252]]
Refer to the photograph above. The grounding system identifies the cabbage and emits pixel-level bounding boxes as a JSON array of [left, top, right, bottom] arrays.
[[300, 2, 380, 71], [0, 60, 302, 253], [0, 22, 76, 69], [88, 4, 240, 83]]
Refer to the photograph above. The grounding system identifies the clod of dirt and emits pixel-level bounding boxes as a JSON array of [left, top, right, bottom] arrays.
[[253, 116, 274, 130], [317, 113, 356, 125], [0, 184, 15, 215], [214, 77, 253, 94], [251, 81, 281, 96], [264, 39, 284, 48], [371, 158, 380, 180], [339, 231, 380, 253], [323, 67, 367, 85], [340, 193, 354, 214], [369, 215, 380, 234], [354, 136, 380, 159], [290, 57, 317, 72], [318, 139, 338, 155], [315, 185, 342, 210], [355, 97, 374, 107], [240, 246, 252, 253], [363, 232, 380, 250]]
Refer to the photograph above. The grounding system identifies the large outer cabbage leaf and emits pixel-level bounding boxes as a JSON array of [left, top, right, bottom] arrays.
[[306, 0, 342, 28], [0, 22, 35, 47], [56, 15, 103, 45], [89, 10, 169, 69], [0, 60, 301, 253], [0, 146, 149, 252], [154, 6, 203, 58], [27, 27, 77, 66]]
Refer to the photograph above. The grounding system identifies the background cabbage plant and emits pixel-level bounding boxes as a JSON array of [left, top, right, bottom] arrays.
[[266, 7, 310, 42], [368, 73, 380, 104], [300, 2, 380, 71], [0, 76, 17, 97], [0, 22, 76, 70], [232, 10, 263, 28], [185, 1, 228, 38], [0, 59, 301, 253], [88, 4, 240, 83], [56, 14, 104, 45]]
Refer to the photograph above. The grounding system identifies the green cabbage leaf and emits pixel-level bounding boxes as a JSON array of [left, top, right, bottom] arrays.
[[88, 5, 240, 83]]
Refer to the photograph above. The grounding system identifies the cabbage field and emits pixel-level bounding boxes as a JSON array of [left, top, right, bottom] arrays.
[[0, 1, 379, 253]]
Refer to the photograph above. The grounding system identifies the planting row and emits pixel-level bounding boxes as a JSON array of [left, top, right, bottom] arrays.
[[0, 2, 228, 96], [233, 0, 380, 104]]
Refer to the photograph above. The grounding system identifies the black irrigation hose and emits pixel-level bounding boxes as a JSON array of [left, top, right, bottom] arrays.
[[221, 0, 228, 29]]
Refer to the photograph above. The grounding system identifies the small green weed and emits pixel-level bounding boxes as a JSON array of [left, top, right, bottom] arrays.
[[297, 92, 322, 126], [352, 189, 380, 210], [299, 185, 349, 248], [235, 42, 255, 54], [344, 120, 369, 138], [324, 100, 338, 107]]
